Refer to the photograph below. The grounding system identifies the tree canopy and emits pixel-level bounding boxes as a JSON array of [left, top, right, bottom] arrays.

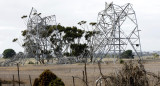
[[120, 50, 134, 59], [18, 18, 99, 63], [70, 43, 88, 57], [3, 49, 16, 58]]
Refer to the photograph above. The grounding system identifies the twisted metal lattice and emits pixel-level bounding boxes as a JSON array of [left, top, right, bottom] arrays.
[[93, 2, 142, 61], [25, 8, 61, 61]]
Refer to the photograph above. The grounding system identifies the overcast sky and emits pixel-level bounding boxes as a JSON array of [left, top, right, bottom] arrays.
[[0, 0, 160, 54]]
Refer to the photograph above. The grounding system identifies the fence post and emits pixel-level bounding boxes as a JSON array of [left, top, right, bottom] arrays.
[[84, 63, 88, 86], [83, 71, 85, 81], [29, 75, 32, 86], [13, 75, 15, 86], [72, 76, 75, 86], [17, 63, 20, 86]]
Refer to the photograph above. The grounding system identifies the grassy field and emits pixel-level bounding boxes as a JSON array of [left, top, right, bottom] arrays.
[[1, 59, 160, 86]]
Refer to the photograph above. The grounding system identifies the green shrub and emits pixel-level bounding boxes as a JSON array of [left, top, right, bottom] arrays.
[[39, 69, 57, 86], [0, 81, 1, 86], [121, 50, 134, 59], [3, 49, 16, 58], [33, 69, 65, 86], [49, 78, 65, 86], [28, 61, 34, 64], [33, 78, 39, 86], [119, 59, 124, 64]]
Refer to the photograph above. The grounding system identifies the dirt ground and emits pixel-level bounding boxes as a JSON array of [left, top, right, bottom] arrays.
[[0, 60, 160, 86]]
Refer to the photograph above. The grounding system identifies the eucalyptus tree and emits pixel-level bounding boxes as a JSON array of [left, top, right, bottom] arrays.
[[54, 25, 85, 60], [3, 49, 16, 58], [78, 21, 97, 62], [18, 8, 96, 64]]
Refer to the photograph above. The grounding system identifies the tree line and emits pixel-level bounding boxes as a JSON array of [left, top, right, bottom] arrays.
[[13, 21, 97, 64]]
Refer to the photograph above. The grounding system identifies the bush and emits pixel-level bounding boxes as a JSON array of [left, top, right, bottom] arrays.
[[33, 78, 39, 86], [97, 61, 160, 86], [3, 49, 16, 58], [119, 59, 124, 64], [108, 61, 150, 85], [49, 78, 65, 86], [0, 80, 1, 86], [39, 69, 57, 86], [33, 69, 65, 86], [121, 50, 134, 59], [28, 61, 34, 64]]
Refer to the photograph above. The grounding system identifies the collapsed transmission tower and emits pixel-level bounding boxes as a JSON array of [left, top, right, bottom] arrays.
[[93, 2, 142, 61], [22, 7, 61, 62]]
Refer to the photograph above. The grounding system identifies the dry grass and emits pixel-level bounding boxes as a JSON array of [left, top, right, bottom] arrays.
[[0, 60, 160, 86], [0, 63, 121, 86], [96, 61, 160, 86]]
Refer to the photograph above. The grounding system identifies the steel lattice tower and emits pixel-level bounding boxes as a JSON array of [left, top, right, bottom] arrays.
[[23, 7, 61, 61], [93, 2, 142, 61]]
